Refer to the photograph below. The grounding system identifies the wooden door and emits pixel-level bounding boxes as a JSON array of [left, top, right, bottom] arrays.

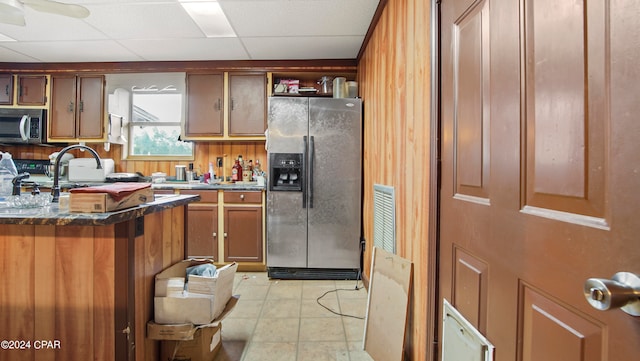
[[17, 75, 47, 106], [0, 74, 13, 104], [185, 73, 224, 137], [77, 75, 104, 139], [228, 72, 266, 136], [224, 206, 263, 262], [49, 75, 77, 139], [439, 0, 640, 360], [187, 204, 218, 259]]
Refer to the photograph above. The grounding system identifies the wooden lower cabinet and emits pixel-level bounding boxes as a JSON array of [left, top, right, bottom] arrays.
[[182, 190, 218, 259], [180, 189, 264, 268], [224, 205, 263, 262]]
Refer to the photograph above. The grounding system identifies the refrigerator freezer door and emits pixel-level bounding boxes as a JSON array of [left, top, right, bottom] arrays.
[[307, 98, 362, 269], [266, 97, 309, 268]]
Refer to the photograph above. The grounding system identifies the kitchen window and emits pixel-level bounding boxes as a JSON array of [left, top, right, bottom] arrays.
[[129, 92, 192, 158], [106, 72, 193, 160]]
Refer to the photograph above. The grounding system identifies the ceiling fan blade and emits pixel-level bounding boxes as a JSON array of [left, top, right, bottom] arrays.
[[0, 0, 26, 25], [21, 0, 90, 19]]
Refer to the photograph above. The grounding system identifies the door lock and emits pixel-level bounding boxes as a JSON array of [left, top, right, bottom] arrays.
[[583, 272, 640, 316]]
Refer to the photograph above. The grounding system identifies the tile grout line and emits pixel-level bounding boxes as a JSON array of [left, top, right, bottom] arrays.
[[239, 274, 270, 361]]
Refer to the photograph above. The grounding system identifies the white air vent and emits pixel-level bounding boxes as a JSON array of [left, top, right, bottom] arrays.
[[373, 184, 396, 254]]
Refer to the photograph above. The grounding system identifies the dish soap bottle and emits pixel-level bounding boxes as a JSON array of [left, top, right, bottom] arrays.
[[0, 152, 18, 197]]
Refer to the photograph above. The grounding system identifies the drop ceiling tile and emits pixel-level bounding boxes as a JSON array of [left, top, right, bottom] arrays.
[[2, 40, 144, 63], [220, 0, 378, 37], [83, 2, 205, 40], [120, 38, 250, 61], [0, 46, 42, 62], [0, 0, 379, 62], [242, 36, 365, 60], [0, 8, 106, 41]]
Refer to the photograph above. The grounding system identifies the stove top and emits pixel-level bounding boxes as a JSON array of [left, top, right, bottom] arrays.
[[14, 159, 50, 176]]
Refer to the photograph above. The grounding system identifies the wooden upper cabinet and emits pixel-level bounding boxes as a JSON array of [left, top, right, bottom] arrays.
[[49, 74, 105, 141], [17, 75, 47, 106], [0, 74, 13, 105], [228, 72, 267, 136], [183, 71, 267, 140], [0, 74, 48, 106], [77, 76, 104, 138], [185, 73, 224, 137]]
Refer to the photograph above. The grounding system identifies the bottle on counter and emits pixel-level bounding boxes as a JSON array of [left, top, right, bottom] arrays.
[[0, 152, 18, 197], [253, 159, 262, 181], [231, 158, 242, 182], [242, 160, 253, 182], [208, 162, 215, 182]]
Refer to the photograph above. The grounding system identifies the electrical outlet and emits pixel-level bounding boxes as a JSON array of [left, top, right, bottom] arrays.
[[216, 157, 223, 168]]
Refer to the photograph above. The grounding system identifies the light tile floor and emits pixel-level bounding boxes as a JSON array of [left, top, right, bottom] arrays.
[[214, 272, 375, 361]]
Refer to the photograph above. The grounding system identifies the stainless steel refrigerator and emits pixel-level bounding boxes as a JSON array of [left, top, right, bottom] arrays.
[[266, 97, 362, 279]]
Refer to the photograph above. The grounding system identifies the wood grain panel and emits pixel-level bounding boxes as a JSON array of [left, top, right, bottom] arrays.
[[34, 226, 56, 361], [93, 225, 116, 361], [520, 284, 604, 361], [358, 0, 433, 359], [523, 0, 606, 219], [454, 0, 490, 200], [0, 225, 35, 361], [55, 226, 95, 360], [453, 247, 488, 332], [3, 138, 266, 183]]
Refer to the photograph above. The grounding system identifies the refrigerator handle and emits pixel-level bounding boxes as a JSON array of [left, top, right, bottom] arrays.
[[309, 135, 314, 208], [303, 136, 308, 209]]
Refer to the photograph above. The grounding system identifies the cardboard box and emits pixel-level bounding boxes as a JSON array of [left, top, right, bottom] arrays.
[[161, 324, 221, 361], [147, 295, 239, 361], [147, 295, 239, 340], [154, 260, 237, 325], [69, 187, 154, 213]]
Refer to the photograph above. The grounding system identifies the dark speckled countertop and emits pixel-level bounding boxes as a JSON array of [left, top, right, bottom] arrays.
[[0, 194, 200, 226], [151, 181, 266, 191], [24, 176, 266, 192]]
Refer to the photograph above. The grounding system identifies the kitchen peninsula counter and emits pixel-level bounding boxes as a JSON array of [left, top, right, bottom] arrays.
[[0, 194, 199, 226], [0, 192, 197, 361]]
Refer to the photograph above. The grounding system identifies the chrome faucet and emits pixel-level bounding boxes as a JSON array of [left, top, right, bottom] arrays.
[[51, 145, 102, 203]]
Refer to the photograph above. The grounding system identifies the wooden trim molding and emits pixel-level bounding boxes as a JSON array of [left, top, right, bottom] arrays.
[[0, 59, 358, 74]]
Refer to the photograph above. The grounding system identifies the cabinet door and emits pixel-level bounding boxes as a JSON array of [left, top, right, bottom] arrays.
[[185, 73, 224, 137], [49, 75, 77, 139], [77, 75, 104, 139], [224, 206, 262, 262], [0, 74, 12, 104], [17, 75, 47, 105], [187, 204, 219, 259], [228, 73, 266, 136]]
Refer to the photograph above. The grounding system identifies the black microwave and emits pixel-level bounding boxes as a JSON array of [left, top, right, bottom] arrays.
[[0, 108, 46, 144]]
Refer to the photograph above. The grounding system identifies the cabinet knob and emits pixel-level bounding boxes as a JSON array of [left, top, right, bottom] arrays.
[[240, 194, 245, 200], [213, 232, 217, 237], [224, 232, 228, 238]]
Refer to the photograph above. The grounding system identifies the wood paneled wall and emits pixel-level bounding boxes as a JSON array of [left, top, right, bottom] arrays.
[[358, 0, 434, 360], [0, 142, 266, 180]]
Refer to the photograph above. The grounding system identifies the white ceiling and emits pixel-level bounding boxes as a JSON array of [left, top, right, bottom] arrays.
[[0, 0, 380, 63]]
